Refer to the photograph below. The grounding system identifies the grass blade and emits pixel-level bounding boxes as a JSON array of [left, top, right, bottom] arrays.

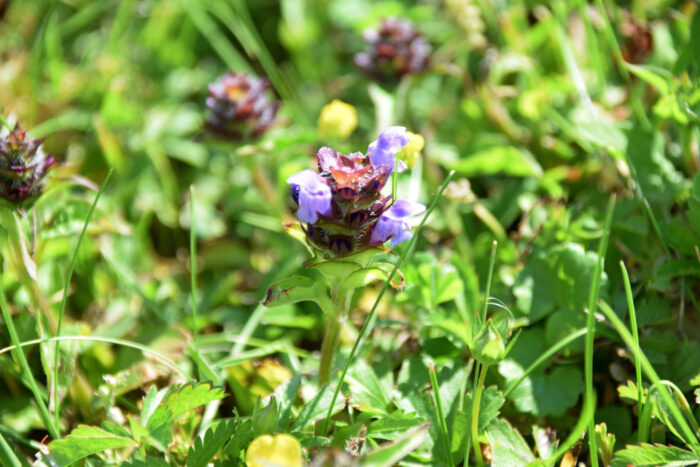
[[429, 361, 454, 467], [598, 300, 700, 452], [53, 168, 113, 433], [584, 194, 616, 466], [620, 261, 644, 442]]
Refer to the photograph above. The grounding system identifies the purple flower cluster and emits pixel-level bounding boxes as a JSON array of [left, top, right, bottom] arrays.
[[354, 18, 432, 81], [0, 123, 56, 203], [287, 127, 425, 256], [205, 72, 279, 139]]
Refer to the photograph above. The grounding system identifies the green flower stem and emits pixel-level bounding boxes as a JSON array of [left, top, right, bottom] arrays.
[[320, 170, 456, 436], [0, 274, 59, 439], [318, 286, 349, 388], [471, 365, 488, 467], [318, 314, 342, 388]]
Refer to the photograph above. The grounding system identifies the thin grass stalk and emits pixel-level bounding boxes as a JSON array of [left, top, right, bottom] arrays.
[[0, 276, 59, 439], [584, 195, 616, 467], [1, 335, 191, 380], [620, 261, 643, 442], [189, 186, 199, 349], [52, 168, 112, 432], [320, 170, 455, 436], [0, 431, 21, 467], [471, 365, 488, 467], [429, 362, 454, 467], [597, 300, 700, 452]]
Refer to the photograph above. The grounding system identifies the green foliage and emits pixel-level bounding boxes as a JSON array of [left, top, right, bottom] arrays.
[[1, 0, 699, 465], [611, 444, 699, 467], [49, 425, 138, 466]]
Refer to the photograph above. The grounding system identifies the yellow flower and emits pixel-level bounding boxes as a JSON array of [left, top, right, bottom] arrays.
[[318, 99, 357, 139], [398, 131, 424, 168], [246, 434, 303, 467]]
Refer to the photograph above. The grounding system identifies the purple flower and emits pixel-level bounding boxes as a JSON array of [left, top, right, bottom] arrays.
[[368, 126, 410, 172], [370, 199, 426, 246], [287, 169, 332, 224]]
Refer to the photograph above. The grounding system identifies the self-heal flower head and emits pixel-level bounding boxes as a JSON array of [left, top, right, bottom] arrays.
[[0, 122, 56, 203], [370, 199, 426, 246], [205, 71, 279, 140], [287, 169, 332, 224], [368, 126, 410, 172], [287, 127, 422, 258]]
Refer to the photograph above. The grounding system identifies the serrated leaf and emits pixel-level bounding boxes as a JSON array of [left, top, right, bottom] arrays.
[[49, 425, 137, 467], [186, 419, 237, 467], [362, 423, 430, 467], [164, 381, 226, 418], [119, 457, 169, 467], [145, 406, 174, 451], [264, 374, 300, 431], [141, 386, 168, 426], [610, 444, 698, 467]]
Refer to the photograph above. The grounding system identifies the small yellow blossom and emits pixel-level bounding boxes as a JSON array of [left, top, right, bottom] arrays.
[[398, 131, 424, 168], [246, 434, 303, 467], [318, 99, 357, 139]]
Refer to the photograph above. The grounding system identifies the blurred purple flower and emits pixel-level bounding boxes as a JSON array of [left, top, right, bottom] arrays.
[[287, 169, 332, 224], [368, 126, 410, 172], [370, 199, 426, 246]]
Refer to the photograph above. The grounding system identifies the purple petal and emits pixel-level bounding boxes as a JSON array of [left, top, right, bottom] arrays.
[[286, 169, 332, 223], [368, 126, 410, 171], [369, 198, 425, 246], [385, 199, 426, 219]]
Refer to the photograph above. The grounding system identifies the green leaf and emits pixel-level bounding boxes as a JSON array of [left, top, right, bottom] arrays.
[[499, 358, 583, 417], [49, 425, 137, 467], [163, 381, 226, 418], [265, 374, 301, 431], [347, 359, 391, 414], [449, 146, 542, 177], [186, 419, 237, 467], [290, 384, 345, 432], [119, 457, 170, 467], [626, 63, 673, 95], [367, 411, 427, 441], [262, 275, 334, 317], [141, 385, 168, 426], [145, 405, 174, 451], [611, 444, 699, 467], [484, 418, 535, 467], [362, 423, 430, 467]]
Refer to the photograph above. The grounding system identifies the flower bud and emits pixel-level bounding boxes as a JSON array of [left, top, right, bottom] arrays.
[[0, 123, 56, 203], [318, 100, 357, 139], [205, 71, 280, 140], [354, 18, 432, 81]]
